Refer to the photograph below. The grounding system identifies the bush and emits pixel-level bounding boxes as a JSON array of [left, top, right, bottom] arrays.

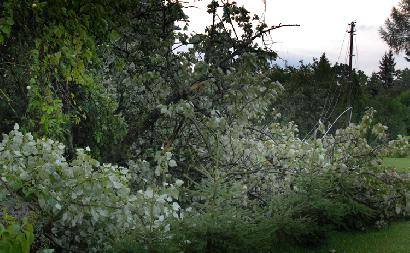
[[0, 213, 34, 253], [0, 124, 183, 252], [109, 110, 409, 253], [1, 110, 409, 252]]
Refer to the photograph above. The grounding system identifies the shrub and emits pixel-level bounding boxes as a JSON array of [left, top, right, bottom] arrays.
[[0, 213, 34, 253], [0, 124, 183, 252], [1, 109, 409, 252]]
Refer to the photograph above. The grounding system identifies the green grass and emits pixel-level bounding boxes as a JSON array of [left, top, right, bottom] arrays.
[[278, 221, 410, 253], [383, 157, 410, 173], [382, 137, 410, 172]]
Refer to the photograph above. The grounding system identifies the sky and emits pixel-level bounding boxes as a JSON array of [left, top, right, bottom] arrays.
[[184, 0, 408, 74]]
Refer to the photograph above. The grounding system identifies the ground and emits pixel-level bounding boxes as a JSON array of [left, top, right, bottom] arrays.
[[382, 136, 410, 173], [383, 157, 410, 173]]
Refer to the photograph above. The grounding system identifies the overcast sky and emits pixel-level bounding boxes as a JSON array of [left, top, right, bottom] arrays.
[[184, 0, 408, 74]]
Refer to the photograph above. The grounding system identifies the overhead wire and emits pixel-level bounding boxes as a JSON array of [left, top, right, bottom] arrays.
[[320, 26, 348, 120], [337, 27, 348, 63], [354, 34, 359, 69], [326, 25, 350, 120], [326, 24, 349, 118], [321, 22, 356, 132], [304, 24, 350, 140], [344, 39, 350, 65], [321, 24, 350, 119]]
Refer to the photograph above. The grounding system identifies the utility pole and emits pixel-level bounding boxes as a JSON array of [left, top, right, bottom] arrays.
[[348, 21, 356, 71], [346, 21, 356, 124]]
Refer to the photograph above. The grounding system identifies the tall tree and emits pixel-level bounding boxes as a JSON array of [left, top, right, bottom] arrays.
[[395, 68, 410, 88], [0, 0, 185, 161], [368, 72, 383, 96], [378, 50, 397, 88], [380, 0, 410, 61]]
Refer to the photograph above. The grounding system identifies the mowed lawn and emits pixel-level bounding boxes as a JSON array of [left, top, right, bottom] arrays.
[[279, 221, 410, 253], [382, 137, 410, 173], [383, 157, 410, 173]]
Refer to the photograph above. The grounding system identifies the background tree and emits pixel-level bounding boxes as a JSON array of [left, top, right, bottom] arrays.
[[378, 50, 396, 88], [368, 72, 383, 96], [380, 0, 410, 61], [271, 54, 369, 137], [395, 68, 410, 88], [0, 0, 187, 161]]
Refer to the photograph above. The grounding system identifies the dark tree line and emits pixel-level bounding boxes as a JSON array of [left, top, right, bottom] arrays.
[[271, 53, 409, 138]]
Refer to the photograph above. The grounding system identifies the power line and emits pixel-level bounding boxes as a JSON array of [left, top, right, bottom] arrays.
[[303, 22, 358, 140], [354, 34, 359, 69], [323, 22, 356, 132], [337, 25, 348, 63], [344, 39, 350, 65], [304, 24, 350, 140]]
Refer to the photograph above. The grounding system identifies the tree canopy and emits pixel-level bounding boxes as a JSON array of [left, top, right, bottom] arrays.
[[378, 50, 396, 88], [380, 0, 410, 61]]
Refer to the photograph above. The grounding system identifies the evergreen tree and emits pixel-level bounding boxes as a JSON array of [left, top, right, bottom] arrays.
[[368, 72, 383, 96], [395, 68, 410, 88], [378, 50, 396, 88], [313, 53, 333, 82]]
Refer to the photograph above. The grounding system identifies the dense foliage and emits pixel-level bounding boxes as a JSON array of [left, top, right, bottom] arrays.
[[271, 54, 409, 138], [270, 54, 367, 136], [0, 213, 34, 253], [380, 0, 410, 61], [378, 50, 396, 88], [0, 0, 409, 252]]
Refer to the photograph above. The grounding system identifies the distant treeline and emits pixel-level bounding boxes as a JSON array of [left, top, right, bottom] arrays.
[[270, 53, 410, 138]]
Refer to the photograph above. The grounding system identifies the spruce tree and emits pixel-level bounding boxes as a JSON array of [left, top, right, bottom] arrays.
[[378, 50, 396, 88]]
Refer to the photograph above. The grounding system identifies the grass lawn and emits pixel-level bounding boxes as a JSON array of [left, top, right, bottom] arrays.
[[383, 157, 410, 173], [278, 221, 410, 253], [382, 137, 410, 172]]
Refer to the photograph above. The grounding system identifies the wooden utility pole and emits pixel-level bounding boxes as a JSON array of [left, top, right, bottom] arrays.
[[348, 21, 356, 71], [346, 21, 356, 124]]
